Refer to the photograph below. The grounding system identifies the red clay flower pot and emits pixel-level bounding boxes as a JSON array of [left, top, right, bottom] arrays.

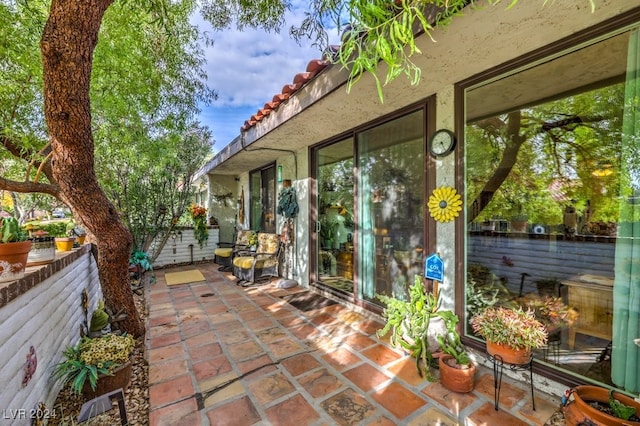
[[486, 341, 532, 365]]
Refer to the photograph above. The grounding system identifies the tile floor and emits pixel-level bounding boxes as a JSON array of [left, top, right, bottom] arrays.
[[145, 263, 562, 425]]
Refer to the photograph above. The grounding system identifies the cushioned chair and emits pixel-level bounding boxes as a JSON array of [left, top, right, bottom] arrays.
[[214, 230, 255, 272], [233, 233, 281, 285]]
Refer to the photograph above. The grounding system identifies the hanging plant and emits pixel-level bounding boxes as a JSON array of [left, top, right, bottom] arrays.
[[189, 204, 208, 248], [428, 186, 462, 223], [277, 187, 299, 219]]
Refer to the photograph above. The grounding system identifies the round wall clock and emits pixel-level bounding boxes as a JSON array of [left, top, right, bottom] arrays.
[[429, 129, 456, 157]]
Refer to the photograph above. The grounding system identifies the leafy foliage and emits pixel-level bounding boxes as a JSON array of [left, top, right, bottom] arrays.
[[53, 334, 135, 394], [0, 217, 28, 242], [376, 275, 441, 380], [189, 204, 209, 249], [470, 305, 548, 351]]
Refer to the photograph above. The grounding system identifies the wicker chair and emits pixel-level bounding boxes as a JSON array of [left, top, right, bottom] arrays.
[[232, 233, 281, 285], [214, 230, 255, 272]]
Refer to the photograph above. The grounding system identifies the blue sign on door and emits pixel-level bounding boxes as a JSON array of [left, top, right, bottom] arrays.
[[425, 253, 444, 282]]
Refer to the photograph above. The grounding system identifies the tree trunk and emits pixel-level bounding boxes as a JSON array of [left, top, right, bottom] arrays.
[[40, 0, 143, 336]]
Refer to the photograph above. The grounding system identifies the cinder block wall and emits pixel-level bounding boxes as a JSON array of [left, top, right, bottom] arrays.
[[0, 246, 102, 424]]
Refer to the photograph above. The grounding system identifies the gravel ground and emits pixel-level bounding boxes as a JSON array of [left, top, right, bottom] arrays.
[[49, 286, 149, 425]]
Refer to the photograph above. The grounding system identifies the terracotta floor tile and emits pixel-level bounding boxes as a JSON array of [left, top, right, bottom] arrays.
[[227, 340, 264, 361], [351, 319, 384, 335], [148, 313, 178, 327], [278, 315, 306, 328], [148, 374, 195, 409], [255, 326, 289, 344], [189, 342, 222, 362], [148, 331, 182, 349], [361, 344, 402, 366], [209, 312, 237, 325], [475, 373, 526, 409], [148, 323, 179, 338], [203, 303, 229, 315], [148, 397, 200, 426], [289, 323, 320, 340], [236, 353, 276, 378], [320, 388, 376, 425], [421, 381, 477, 416], [516, 390, 561, 425], [281, 353, 321, 376], [298, 368, 344, 398], [362, 416, 397, 426], [202, 377, 246, 407], [148, 358, 189, 385], [205, 395, 261, 426], [247, 371, 296, 405], [193, 355, 233, 382], [218, 328, 250, 345], [371, 382, 427, 420], [385, 357, 425, 386], [266, 338, 306, 358], [467, 402, 530, 426], [308, 313, 338, 326], [335, 310, 367, 325], [322, 347, 362, 372], [343, 363, 391, 392], [238, 308, 265, 321], [265, 393, 320, 426], [246, 316, 277, 331], [184, 331, 217, 349], [341, 332, 377, 351], [406, 406, 460, 426], [148, 342, 186, 364]]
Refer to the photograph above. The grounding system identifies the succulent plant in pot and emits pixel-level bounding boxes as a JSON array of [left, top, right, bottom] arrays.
[[437, 310, 476, 393], [376, 275, 447, 381], [470, 305, 548, 364], [0, 217, 32, 282]]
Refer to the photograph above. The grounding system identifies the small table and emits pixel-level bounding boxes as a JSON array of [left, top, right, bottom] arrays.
[[488, 352, 535, 411]]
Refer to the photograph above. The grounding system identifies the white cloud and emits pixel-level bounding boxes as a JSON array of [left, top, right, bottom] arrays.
[[191, 5, 340, 150]]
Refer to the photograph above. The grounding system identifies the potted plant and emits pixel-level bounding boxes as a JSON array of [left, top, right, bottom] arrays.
[[436, 310, 476, 393], [0, 217, 32, 283], [470, 305, 548, 364], [189, 204, 208, 249], [53, 332, 136, 400], [563, 386, 640, 425], [376, 275, 447, 380]]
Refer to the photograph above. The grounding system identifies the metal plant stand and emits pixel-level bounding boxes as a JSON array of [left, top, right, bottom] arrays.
[[488, 352, 535, 411]]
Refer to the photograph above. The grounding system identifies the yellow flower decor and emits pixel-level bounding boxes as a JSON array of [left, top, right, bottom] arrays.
[[428, 186, 463, 223]]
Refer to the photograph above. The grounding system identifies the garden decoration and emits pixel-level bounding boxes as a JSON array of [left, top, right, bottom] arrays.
[[427, 186, 462, 223], [189, 204, 208, 249]]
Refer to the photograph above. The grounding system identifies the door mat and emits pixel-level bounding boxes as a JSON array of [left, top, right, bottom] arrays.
[[281, 292, 337, 312], [165, 269, 205, 286]]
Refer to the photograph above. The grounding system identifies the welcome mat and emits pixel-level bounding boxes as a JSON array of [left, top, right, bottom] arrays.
[[281, 292, 337, 312], [165, 269, 205, 286]]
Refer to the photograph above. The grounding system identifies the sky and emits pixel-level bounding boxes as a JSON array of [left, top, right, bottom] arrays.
[[192, 6, 340, 154]]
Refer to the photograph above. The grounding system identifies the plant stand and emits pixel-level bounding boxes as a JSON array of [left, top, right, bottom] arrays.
[[488, 351, 535, 412]]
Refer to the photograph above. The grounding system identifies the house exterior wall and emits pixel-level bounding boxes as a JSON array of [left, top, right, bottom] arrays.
[[153, 227, 219, 268], [203, 1, 640, 392]]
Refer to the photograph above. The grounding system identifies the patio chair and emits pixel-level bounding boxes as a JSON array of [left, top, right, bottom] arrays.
[[232, 232, 281, 286], [214, 229, 255, 272]]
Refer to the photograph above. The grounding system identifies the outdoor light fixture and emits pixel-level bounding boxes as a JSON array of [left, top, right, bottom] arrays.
[[277, 165, 283, 182]]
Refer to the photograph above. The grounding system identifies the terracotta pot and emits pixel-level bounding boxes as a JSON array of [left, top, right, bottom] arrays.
[[0, 240, 32, 283], [438, 354, 476, 393], [82, 361, 132, 401], [563, 385, 640, 426], [486, 341, 532, 365], [55, 237, 75, 252]]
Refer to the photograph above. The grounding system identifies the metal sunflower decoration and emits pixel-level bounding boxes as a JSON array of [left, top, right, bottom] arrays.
[[428, 186, 463, 222]]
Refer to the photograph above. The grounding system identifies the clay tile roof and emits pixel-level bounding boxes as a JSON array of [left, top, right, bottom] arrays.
[[241, 56, 330, 132]]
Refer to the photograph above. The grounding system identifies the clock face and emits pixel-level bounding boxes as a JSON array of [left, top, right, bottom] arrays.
[[429, 129, 456, 157]]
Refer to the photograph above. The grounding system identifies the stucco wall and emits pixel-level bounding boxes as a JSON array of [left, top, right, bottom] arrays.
[[0, 247, 102, 424]]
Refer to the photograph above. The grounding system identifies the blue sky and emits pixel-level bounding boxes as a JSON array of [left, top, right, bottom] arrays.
[[192, 8, 340, 153]]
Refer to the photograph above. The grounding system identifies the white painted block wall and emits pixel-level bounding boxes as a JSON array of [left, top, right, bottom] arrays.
[[153, 227, 219, 268], [0, 250, 102, 425]]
